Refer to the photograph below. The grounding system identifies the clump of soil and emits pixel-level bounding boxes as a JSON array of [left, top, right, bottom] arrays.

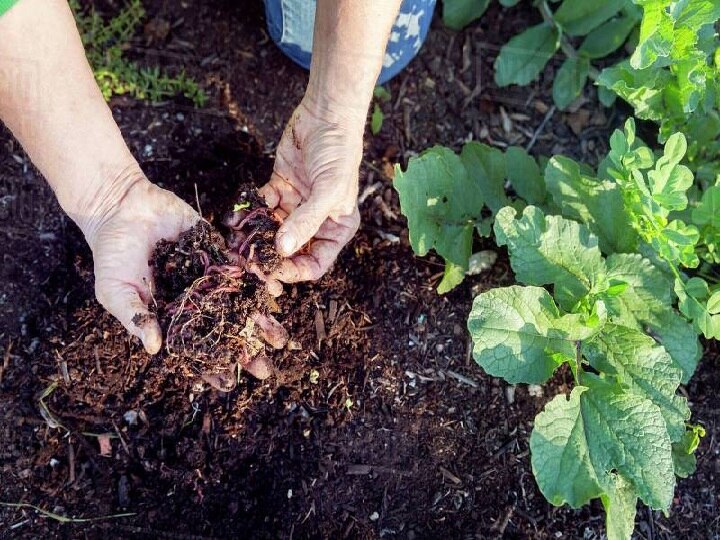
[[149, 186, 286, 388]]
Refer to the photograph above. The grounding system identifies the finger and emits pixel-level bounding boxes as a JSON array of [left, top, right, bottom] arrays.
[[247, 263, 284, 297], [259, 171, 303, 214], [250, 311, 289, 349], [96, 280, 162, 355], [265, 278, 284, 298], [274, 209, 359, 283], [275, 198, 336, 257]]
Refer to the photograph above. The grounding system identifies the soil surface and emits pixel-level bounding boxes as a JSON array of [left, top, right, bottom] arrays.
[[1, 1, 718, 539]]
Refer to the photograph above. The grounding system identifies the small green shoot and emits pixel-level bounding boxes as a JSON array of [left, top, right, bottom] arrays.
[[370, 86, 392, 136]]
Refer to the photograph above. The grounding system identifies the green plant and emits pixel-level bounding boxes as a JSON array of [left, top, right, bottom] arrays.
[[597, 0, 720, 184], [370, 86, 391, 136], [445, 0, 643, 110], [394, 143, 543, 292], [394, 118, 713, 538], [70, 0, 207, 106]]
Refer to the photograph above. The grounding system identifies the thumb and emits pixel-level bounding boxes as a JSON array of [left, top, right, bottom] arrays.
[[96, 280, 162, 355], [275, 197, 333, 257]]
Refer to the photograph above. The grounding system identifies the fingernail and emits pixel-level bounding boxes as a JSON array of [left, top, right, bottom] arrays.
[[279, 233, 296, 256]]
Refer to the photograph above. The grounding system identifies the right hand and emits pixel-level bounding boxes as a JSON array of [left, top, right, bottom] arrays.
[[80, 170, 199, 354]]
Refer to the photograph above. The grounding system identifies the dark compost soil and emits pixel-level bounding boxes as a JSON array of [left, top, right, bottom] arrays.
[[0, 1, 718, 539]]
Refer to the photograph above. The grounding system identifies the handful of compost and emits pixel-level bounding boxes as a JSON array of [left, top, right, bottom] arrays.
[[150, 188, 289, 389]]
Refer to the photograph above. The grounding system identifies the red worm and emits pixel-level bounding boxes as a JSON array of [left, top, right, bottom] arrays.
[[237, 230, 258, 257], [234, 207, 271, 231]]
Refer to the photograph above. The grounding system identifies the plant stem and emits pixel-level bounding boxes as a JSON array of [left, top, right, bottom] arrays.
[[538, 1, 600, 81]]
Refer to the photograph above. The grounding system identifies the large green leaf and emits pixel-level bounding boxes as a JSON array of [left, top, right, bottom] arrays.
[[494, 23, 560, 87], [531, 381, 675, 513], [552, 56, 590, 110], [494, 206, 607, 310], [505, 146, 546, 205], [545, 156, 639, 253], [603, 253, 700, 382], [394, 146, 484, 293], [553, 0, 626, 36], [461, 142, 510, 212], [582, 324, 690, 441], [467, 286, 580, 384], [443, 0, 491, 30]]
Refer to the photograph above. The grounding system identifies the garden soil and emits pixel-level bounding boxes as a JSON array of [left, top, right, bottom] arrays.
[[0, 1, 718, 538]]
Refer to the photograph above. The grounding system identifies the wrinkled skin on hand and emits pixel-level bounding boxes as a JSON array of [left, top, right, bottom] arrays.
[[84, 176, 200, 355], [256, 99, 362, 284]]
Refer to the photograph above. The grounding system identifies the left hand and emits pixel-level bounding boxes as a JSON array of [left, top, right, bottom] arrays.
[[258, 98, 362, 283]]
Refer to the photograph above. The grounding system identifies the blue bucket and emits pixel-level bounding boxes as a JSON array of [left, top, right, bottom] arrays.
[[264, 0, 436, 85]]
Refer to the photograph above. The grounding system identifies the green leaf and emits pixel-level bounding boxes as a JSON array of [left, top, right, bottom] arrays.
[[654, 220, 700, 268], [530, 387, 604, 508], [651, 308, 701, 383], [553, 56, 590, 110], [672, 425, 706, 478], [437, 261, 466, 295], [692, 185, 720, 228], [648, 133, 693, 211], [631, 0, 675, 69], [531, 380, 675, 512], [371, 104, 384, 135], [604, 253, 673, 319], [373, 86, 391, 102], [707, 290, 720, 314], [598, 84, 618, 107], [674, 0, 720, 30], [467, 286, 577, 384], [579, 15, 640, 59], [601, 475, 638, 540], [499, 0, 520, 5], [582, 324, 690, 441], [394, 147, 485, 293], [461, 142, 510, 212], [494, 206, 607, 310], [494, 23, 560, 87], [675, 277, 720, 339], [603, 253, 700, 382], [544, 156, 639, 253], [553, 0, 626, 36], [597, 61, 669, 121], [443, 0, 490, 30], [505, 146, 546, 205]]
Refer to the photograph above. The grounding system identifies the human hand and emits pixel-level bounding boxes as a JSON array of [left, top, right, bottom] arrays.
[[80, 170, 199, 354], [259, 99, 362, 283]]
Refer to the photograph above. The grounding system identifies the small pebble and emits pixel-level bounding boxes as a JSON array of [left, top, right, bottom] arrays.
[[123, 410, 139, 426], [505, 385, 516, 405], [370, 511, 380, 521], [528, 384, 544, 398]]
